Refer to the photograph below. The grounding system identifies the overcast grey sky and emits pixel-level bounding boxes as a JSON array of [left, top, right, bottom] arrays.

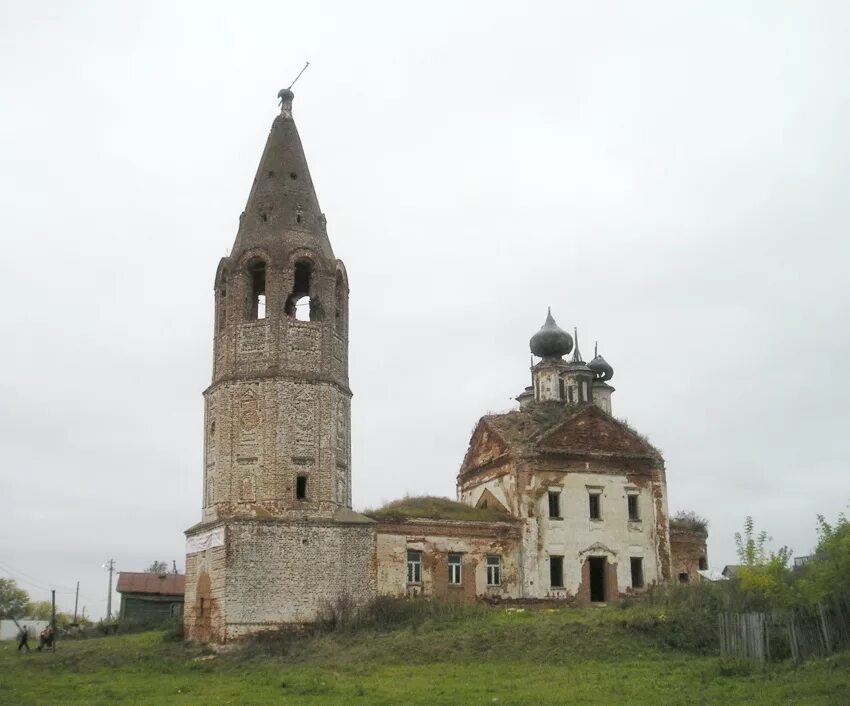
[[1, 1, 849, 619]]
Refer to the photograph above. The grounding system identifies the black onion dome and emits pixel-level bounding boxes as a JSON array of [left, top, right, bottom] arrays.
[[588, 353, 614, 382], [530, 309, 573, 359]]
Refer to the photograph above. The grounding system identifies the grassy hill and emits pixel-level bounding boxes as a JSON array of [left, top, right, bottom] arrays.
[[1, 607, 848, 705]]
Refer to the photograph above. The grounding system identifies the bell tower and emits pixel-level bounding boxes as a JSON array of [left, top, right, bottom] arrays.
[[203, 87, 351, 523], [185, 90, 375, 643]]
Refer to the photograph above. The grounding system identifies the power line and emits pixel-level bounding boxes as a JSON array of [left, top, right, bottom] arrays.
[[0, 561, 72, 593], [0, 561, 102, 604]]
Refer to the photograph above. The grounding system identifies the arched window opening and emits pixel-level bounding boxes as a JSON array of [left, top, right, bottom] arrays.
[[293, 295, 310, 321], [246, 259, 266, 320], [334, 271, 347, 336], [285, 259, 322, 322]]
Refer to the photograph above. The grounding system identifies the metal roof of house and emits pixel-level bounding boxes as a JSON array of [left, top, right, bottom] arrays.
[[116, 572, 185, 596]]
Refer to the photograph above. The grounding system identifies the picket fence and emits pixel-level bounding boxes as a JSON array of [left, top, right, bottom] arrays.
[[719, 596, 850, 664]]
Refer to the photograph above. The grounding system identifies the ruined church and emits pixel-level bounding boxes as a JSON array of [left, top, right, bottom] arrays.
[[184, 91, 708, 642]]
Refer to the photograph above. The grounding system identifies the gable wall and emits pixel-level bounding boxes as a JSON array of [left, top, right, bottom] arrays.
[[458, 461, 517, 516], [538, 407, 655, 457]]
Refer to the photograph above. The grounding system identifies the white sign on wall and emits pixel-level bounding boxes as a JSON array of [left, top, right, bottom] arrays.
[[186, 526, 224, 555]]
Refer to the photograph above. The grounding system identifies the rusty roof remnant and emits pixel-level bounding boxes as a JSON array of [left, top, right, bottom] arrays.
[[475, 404, 662, 460], [116, 572, 186, 596]]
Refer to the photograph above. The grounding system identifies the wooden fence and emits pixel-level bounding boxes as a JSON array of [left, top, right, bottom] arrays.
[[719, 596, 850, 664]]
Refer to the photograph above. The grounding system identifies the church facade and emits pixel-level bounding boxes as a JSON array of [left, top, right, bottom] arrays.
[[184, 92, 706, 642]]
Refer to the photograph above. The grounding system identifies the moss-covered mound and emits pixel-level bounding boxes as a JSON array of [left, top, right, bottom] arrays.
[[364, 495, 512, 522]]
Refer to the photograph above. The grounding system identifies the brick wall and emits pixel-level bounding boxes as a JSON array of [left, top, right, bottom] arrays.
[[670, 528, 708, 583], [375, 519, 521, 601]]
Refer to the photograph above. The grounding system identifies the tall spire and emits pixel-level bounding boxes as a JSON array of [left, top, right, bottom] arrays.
[[230, 90, 334, 267], [571, 327, 584, 364]]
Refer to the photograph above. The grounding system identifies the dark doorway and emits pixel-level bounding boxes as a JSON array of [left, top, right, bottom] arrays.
[[589, 557, 607, 602]]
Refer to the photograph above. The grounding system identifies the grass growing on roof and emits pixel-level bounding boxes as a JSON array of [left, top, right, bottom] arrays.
[[364, 495, 512, 522], [669, 510, 710, 534]]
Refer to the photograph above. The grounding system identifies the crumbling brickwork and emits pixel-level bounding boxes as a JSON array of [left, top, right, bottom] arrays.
[[670, 528, 708, 584], [458, 405, 673, 603], [375, 519, 521, 601], [185, 92, 370, 642], [184, 94, 708, 642]]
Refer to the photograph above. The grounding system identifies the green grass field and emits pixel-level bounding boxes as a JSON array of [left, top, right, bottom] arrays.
[[1, 608, 848, 705]]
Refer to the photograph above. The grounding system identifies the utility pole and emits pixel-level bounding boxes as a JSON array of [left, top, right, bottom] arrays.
[[104, 559, 115, 619], [73, 581, 79, 623], [51, 589, 56, 651]]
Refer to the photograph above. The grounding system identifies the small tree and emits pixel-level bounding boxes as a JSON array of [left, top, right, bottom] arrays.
[[26, 600, 54, 620], [146, 561, 168, 574], [735, 516, 771, 566], [733, 516, 793, 608], [795, 509, 850, 604], [0, 578, 29, 619]]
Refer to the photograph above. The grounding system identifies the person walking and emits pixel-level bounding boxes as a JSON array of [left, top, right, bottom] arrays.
[[36, 625, 54, 652], [17, 625, 30, 652]]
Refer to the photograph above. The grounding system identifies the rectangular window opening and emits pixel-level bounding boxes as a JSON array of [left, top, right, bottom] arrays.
[[550, 556, 564, 588], [589, 492, 602, 520], [448, 553, 462, 585], [678, 572, 690, 584], [486, 556, 501, 586], [407, 550, 422, 584], [698, 557, 708, 571], [548, 491, 561, 519], [627, 494, 640, 521], [630, 557, 644, 589], [296, 475, 307, 500]]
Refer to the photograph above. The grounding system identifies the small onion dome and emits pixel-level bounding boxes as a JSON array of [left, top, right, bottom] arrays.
[[588, 353, 614, 382], [530, 309, 573, 359]]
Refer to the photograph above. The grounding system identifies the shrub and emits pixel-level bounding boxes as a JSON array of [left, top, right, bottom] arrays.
[[318, 594, 488, 634], [96, 618, 119, 635], [669, 511, 709, 534], [618, 603, 718, 654], [161, 617, 184, 642]]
